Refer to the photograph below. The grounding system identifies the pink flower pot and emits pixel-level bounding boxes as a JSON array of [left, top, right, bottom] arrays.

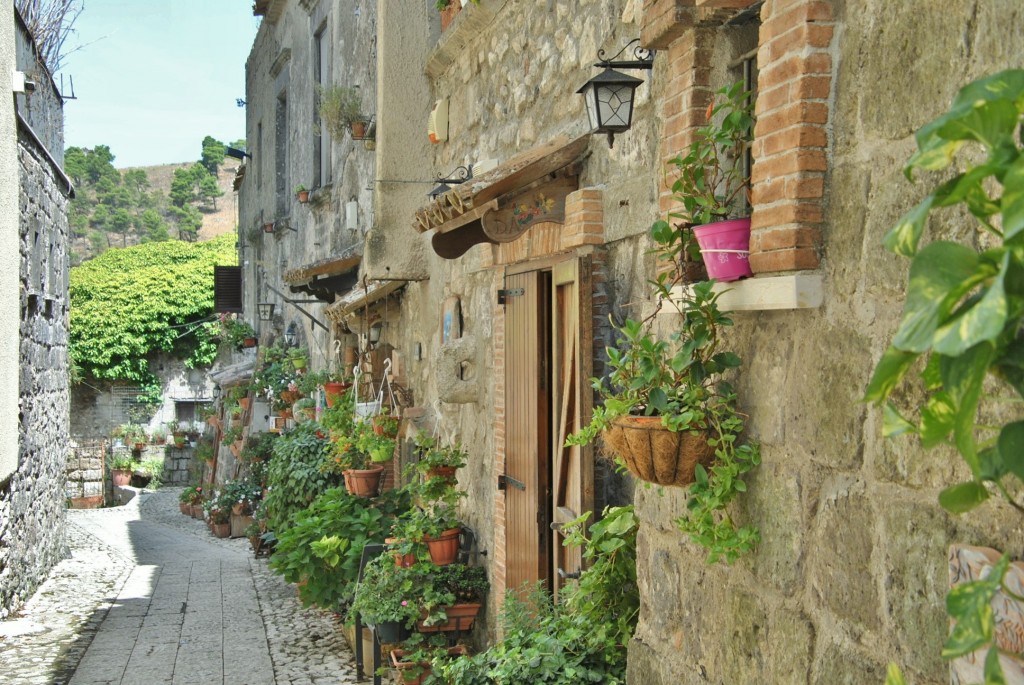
[[693, 218, 752, 282]]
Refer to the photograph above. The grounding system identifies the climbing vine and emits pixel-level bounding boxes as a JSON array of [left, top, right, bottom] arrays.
[[69, 234, 236, 400]]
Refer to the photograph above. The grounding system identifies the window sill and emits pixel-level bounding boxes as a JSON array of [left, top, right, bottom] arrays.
[[667, 273, 823, 312]]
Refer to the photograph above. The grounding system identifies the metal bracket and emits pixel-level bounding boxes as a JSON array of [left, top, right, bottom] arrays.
[[497, 288, 524, 305], [557, 568, 581, 580], [498, 474, 526, 491]]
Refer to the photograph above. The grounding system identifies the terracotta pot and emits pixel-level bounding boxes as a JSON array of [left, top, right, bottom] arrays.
[[231, 503, 246, 516], [601, 415, 715, 487], [296, 190, 309, 203], [385, 537, 416, 568], [391, 645, 466, 685], [111, 469, 132, 487], [343, 465, 385, 498], [213, 522, 231, 538], [238, 397, 251, 411], [350, 120, 369, 140], [416, 604, 481, 632], [263, 222, 275, 233], [179, 502, 191, 515], [424, 527, 462, 566], [323, 382, 349, 408], [69, 495, 104, 509], [279, 390, 301, 404], [133, 442, 146, 452], [191, 503, 204, 519], [242, 337, 258, 348], [439, 0, 462, 31], [426, 466, 457, 482]]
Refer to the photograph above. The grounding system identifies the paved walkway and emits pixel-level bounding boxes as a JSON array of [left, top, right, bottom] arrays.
[[0, 489, 360, 685]]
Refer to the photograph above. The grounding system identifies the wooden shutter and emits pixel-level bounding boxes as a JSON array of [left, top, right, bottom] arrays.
[[550, 256, 593, 599], [503, 270, 550, 593], [213, 266, 243, 313]]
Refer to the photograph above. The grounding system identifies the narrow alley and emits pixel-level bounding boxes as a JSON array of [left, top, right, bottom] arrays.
[[0, 489, 358, 685]]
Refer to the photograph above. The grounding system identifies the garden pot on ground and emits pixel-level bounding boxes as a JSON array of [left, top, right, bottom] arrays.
[[231, 514, 254, 538], [343, 465, 384, 498], [424, 527, 462, 566], [212, 522, 230, 538], [69, 495, 104, 509], [391, 645, 467, 685], [111, 469, 132, 487], [242, 337, 258, 348], [692, 217, 752, 282], [179, 502, 191, 515], [601, 415, 714, 487], [191, 503, 204, 519]]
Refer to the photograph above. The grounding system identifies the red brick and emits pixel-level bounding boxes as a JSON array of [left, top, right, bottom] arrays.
[[640, 0, 698, 49], [754, 103, 830, 143], [761, 0, 832, 40], [792, 74, 832, 101], [749, 201, 823, 228], [754, 124, 828, 157], [749, 226, 821, 252], [786, 175, 825, 199], [752, 176, 787, 204], [754, 81, 791, 116], [759, 52, 833, 88], [750, 246, 820, 272]]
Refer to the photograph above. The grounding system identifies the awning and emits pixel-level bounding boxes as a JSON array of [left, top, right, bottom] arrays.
[[210, 358, 256, 387], [412, 135, 590, 259], [325, 279, 406, 324], [232, 164, 246, 191], [282, 251, 361, 302]]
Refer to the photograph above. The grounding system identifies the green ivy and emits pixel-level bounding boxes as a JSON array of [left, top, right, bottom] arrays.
[[70, 234, 236, 395], [263, 422, 339, 532]]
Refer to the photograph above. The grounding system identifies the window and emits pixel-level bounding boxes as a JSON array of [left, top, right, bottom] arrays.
[[275, 92, 288, 218], [314, 22, 332, 188]]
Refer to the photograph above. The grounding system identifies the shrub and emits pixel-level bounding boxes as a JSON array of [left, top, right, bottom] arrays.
[[263, 422, 338, 532]]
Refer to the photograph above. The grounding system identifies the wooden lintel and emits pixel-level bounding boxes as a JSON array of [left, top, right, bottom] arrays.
[[434, 200, 499, 236]]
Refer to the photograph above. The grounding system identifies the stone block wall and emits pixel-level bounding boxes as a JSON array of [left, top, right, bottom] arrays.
[[65, 440, 104, 505], [0, 123, 71, 619]]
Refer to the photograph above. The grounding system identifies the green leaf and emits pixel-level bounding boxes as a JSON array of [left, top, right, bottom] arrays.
[[942, 342, 996, 469], [944, 564, 1001, 658], [883, 664, 907, 685], [882, 403, 916, 438], [864, 347, 920, 403], [893, 242, 985, 352], [1002, 155, 1024, 240], [933, 251, 1008, 355], [984, 646, 1007, 685], [919, 392, 955, 447], [883, 195, 935, 257], [936, 99, 1020, 150], [997, 421, 1024, 480], [978, 447, 1007, 482], [938, 481, 990, 514]]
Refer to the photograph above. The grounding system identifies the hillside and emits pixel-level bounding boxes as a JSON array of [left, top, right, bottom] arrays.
[[118, 161, 239, 241]]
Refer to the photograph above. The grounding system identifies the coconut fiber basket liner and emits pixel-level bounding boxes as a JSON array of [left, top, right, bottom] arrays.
[[601, 416, 715, 487]]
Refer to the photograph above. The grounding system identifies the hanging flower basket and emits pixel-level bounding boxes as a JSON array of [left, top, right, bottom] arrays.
[[601, 416, 715, 487], [323, 382, 350, 408]]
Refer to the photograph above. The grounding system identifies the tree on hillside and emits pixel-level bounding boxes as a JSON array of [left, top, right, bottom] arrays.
[[69, 234, 237, 406], [200, 135, 226, 174]]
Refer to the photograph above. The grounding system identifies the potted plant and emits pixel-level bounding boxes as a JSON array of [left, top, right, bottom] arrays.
[[294, 397, 316, 422], [116, 423, 148, 451], [178, 484, 202, 515], [323, 373, 351, 408], [286, 347, 309, 371], [221, 314, 258, 350], [294, 183, 310, 203], [330, 431, 385, 498], [372, 407, 399, 438], [412, 431, 467, 481], [151, 427, 167, 445], [565, 233, 760, 565], [195, 439, 215, 465], [664, 81, 755, 282], [110, 454, 136, 487], [389, 634, 465, 685], [349, 553, 422, 642], [317, 84, 371, 140]]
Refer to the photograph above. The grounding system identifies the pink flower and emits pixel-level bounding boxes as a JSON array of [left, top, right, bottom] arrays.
[[401, 600, 408, 606]]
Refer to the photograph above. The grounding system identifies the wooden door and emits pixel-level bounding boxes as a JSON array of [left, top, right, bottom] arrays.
[[503, 270, 550, 593], [549, 256, 593, 599]]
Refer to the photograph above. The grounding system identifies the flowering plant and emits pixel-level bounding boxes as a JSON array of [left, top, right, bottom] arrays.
[[179, 484, 203, 504]]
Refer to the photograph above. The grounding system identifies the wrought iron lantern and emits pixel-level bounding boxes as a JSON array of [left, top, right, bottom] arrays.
[[257, 302, 275, 321], [576, 39, 655, 148]]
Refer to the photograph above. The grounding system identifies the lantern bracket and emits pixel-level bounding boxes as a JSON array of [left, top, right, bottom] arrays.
[[594, 38, 655, 71]]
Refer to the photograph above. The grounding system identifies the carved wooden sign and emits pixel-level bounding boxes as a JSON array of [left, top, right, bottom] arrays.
[[481, 177, 575, 244]]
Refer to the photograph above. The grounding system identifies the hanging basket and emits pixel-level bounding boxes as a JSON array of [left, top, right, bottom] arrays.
[[601, 416, 715, 487]]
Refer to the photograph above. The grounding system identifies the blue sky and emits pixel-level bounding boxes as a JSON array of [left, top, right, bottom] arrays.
[[61, 1, 260, 169]]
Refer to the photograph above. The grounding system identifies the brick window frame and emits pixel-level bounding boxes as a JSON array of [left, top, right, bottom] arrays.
[[643, 0, 834, 278]]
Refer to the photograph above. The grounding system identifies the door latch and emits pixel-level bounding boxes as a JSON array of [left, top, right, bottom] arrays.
[[498, 474, 527, 491]]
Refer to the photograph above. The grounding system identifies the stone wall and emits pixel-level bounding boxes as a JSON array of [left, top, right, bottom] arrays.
[[239, 0, 377, 366], [0, 96, 71, 618], [624, 1, 1024, 684], [65, 440, 104, 506]]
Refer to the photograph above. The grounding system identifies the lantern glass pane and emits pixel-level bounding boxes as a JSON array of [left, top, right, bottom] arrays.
[[583, 86, 599, 131], [597, 84, 634, 129]]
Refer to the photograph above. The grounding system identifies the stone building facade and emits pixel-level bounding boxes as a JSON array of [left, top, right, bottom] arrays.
[[0, 8, 73, 618], [239, 0, 1024, 681]]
